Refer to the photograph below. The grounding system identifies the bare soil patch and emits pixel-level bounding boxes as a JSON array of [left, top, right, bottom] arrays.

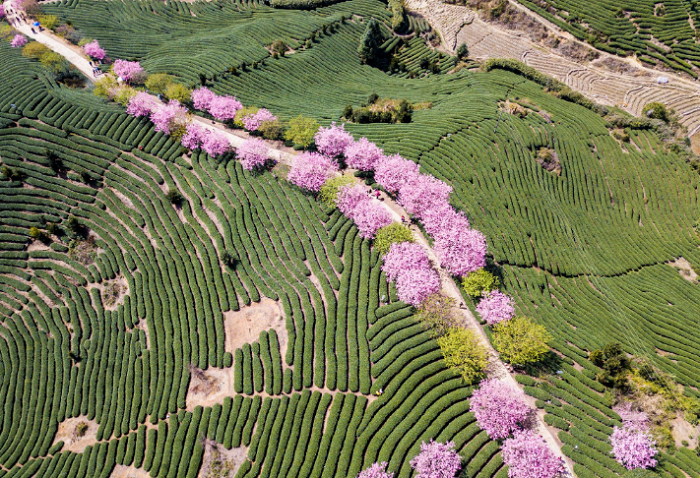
[[109, 465, 151, 478], [199, 438, 249, 478], [111, 465, 151, 478], [668, 257, 698, 282], [26, 240, 51, 252], [52, 417, 99, 454], [224, 298, 287, 359], [671, 413, 698, 449]]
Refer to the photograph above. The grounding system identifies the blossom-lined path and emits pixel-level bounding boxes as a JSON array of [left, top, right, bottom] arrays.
[[5, 10, 574, 476]]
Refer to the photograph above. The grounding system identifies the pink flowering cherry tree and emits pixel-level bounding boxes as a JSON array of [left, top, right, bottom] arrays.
[[374, 154, 420, 194], [0, 5, 5, 18], [395, 266, 441, 305], [180, 123, 206, 151], [398, 174, 452, 219], [476, 291, 515, 326], [421, 204, 470, 242], [352, 200, 393, 239], [502, 430, 563, 478], [287, 152, 338, 193], [150, 100, 187, 135], [113, 59, 143, 81], [382, 242, 432, 282], [10, 34, 27, 48], [470, 379, 531, 439], [409, 440, 461, 478], [126, 92, 160, 117], [191, 87, 216, 111], [83, 40, 106, 60], [382, 242, 440, 305], [208, 95, 243, 122], [242, 108, 277, 132], [237, 138, 270, 170], [201, 130, 230, 157], [315, 122, 354, 158], [433, 228, 487, 277], [357, 462, 394, 478], [337, 184, 370, 219], [609, 426, 657, 470], [344, 137, 384, 171]]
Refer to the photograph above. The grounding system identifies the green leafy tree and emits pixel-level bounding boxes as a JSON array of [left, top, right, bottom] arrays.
[[258, 119, 284, 140], [284, 115, 320, 148], [271, 40, 287, 56], [358, 18, 385, 64], [40, 52, 70, 75], [415, 293, 458, 337], [93, 75, 118, 99], [21, 42, 49, 60], [165, 83, 191, 103], [373, 222, 414, 255], [437, 327, 488, 384], [461, 268, 499, 298], [643, 102, 669, 122], [493, 316, 551, 365], [165, 189, 183, 204], [456, 43, 469, 60], [145, 73, 175, 95], [589, 342, 631, 388], [319, 175, 357, 208]]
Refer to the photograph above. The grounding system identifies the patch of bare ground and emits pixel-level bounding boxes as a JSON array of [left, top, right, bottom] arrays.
[[668, 257, 698, 282], [103, 276, 129, 309], [199, 438, 248, 478], [111, 465, 151, 478], [690, 130, 700, 155], [134, 321, 150, 349], [535, 147, 561, 175], [26, 240, 51, 252], [671, 413, 698, 449], [224, 298, 287, 359], [52, 417, 99, 454], [593, 57, 648, 77]]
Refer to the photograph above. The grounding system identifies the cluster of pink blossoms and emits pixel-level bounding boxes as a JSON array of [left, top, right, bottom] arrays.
[[476, 290, 515, 326], [237, 138, 270, 170], [357, 462, 394, 478], [336, 184, 391, 239], [374, 154, 420, 193], [10, 34, 27, 48], [398, 174, 452, 219], [315, 122, 354, 158], [382, 242, 440, 305], [613, 403, 650, 432], [609, 405, 656, 470], [241, 108, 277, 132], [609, 426, 657, 470], [287, 152, 338, 193], [126, 92, 160, 117], [150, 100, 187, 135], [409, 440, 461, 478], [502, 431, 564, 478], [201, 130, 230, 157], [180, 123, 206, 150], [470, 379, 531, 439], [0, 5, 5, 18], [191, 87, 242, 122], [113, 59, 142, 81], [344, 137, 384, 170], [83, 40, 106, 60]]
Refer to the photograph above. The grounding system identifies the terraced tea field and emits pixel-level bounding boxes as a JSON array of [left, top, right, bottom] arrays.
[[4, 0, 700, 477]]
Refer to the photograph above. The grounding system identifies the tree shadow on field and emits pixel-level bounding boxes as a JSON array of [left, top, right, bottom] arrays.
[[519, 351, 564, 377]]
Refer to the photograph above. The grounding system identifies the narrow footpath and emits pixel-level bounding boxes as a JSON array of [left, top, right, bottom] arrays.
[[3, 5, 575, 474]]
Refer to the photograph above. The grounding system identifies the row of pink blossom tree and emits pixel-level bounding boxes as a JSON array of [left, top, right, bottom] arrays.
[[358, 440, 461, 478], [336, 184, 392, 239], [469, 379, 564, 478], [610, 404, 658, 470], [191, 87, 277, 132], [126, 93, 232, 158]]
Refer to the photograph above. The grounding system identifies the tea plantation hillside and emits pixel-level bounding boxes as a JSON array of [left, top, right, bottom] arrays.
[[5, 0, 700, 477], [0, 40, 504, 478]]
